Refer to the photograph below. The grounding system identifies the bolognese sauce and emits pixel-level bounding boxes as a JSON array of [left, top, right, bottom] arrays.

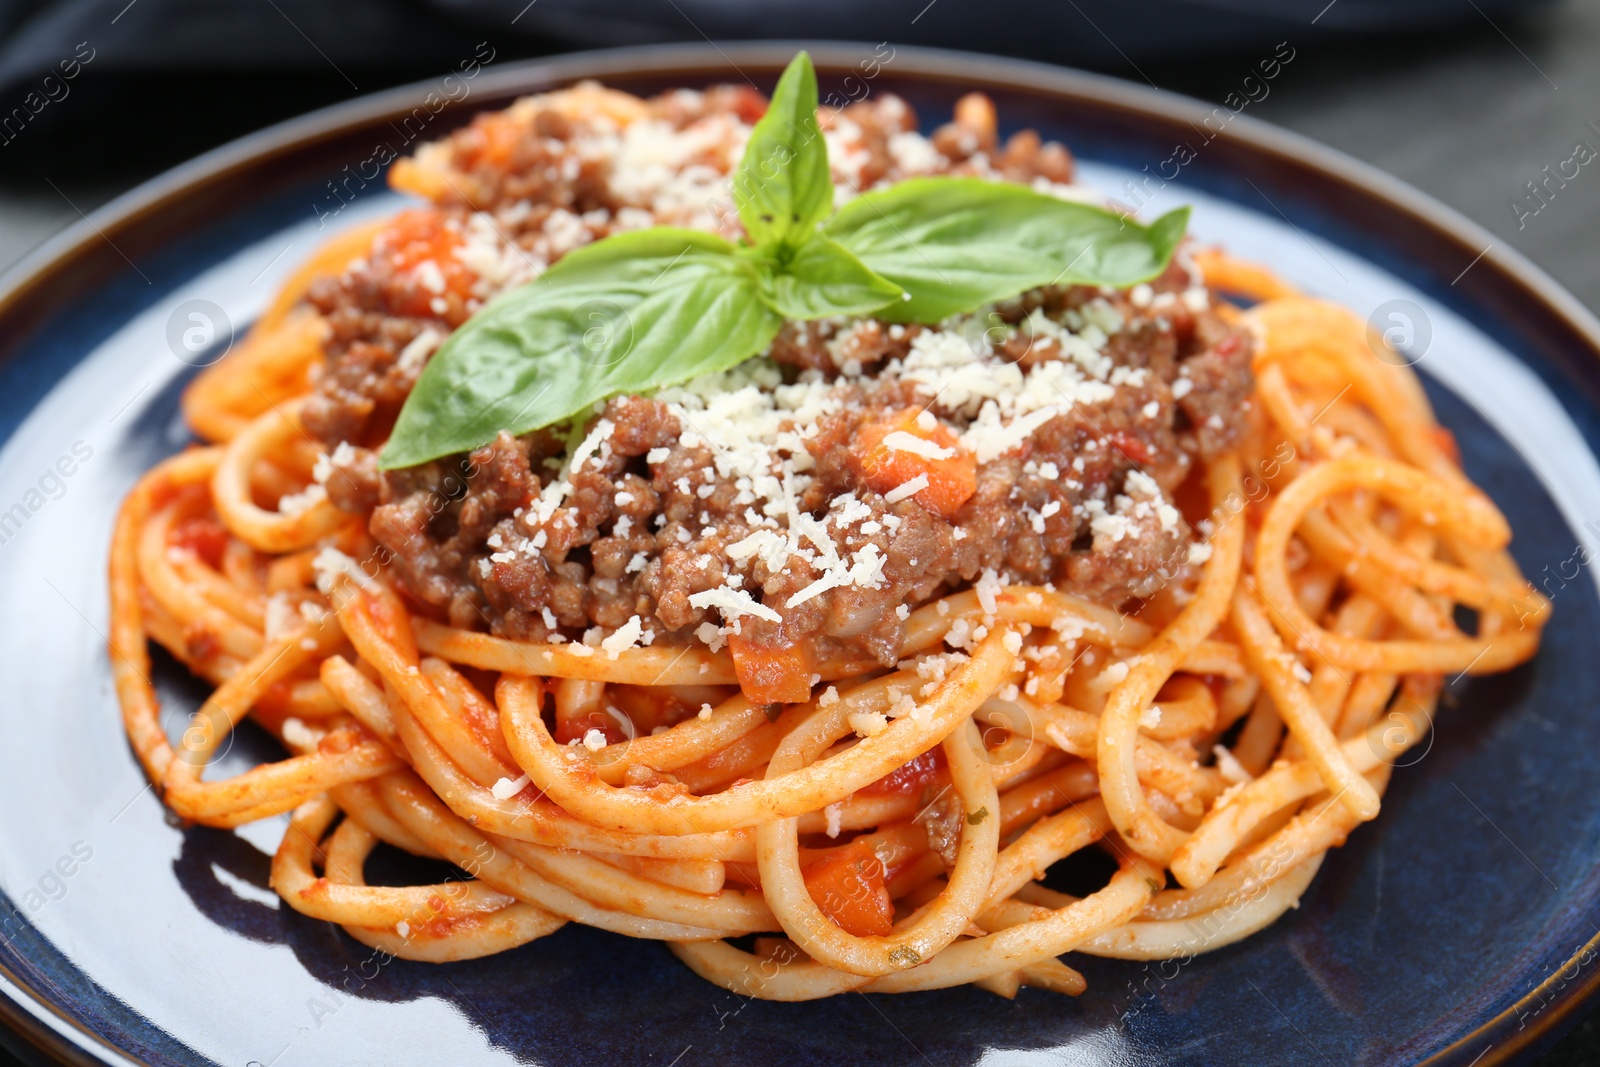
[[294, 82, 1251, 705]]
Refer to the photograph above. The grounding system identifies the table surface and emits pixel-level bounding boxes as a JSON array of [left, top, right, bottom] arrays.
[[0, 3, 1597, 1063]]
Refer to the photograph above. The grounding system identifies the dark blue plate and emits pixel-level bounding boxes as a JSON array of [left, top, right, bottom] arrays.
[[1, 43, 1597, 1067]]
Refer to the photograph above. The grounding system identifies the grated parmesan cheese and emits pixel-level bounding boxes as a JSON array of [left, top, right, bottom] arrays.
[[263, 594, 297, 642], [975, 569, 1003, 615], [312, 548, 375, 595], [491, 774, 530, 800], [824, 802, 844, 838], [689, 585, 781, 624], [1213, 744, 1251, 784], [600, 614, 644, 658], [849, 711, 888, 738], [881, 430, 954, 460], [280, 717, 318, 750], [276, 483, 326, 518], [883, 473, 929, 504], [396, 326, 445, 376], [312, 440, 357, 485]]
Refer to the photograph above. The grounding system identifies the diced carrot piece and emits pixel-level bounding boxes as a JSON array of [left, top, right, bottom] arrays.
[[387, 157, 449, 202], [803, 839, 894, 938], [849, 410, 977, 518], [728, 633, 813, 705]]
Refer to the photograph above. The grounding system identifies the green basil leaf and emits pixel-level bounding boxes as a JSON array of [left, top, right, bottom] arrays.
[[379, 229, 782, 469], [733, 51, 832, 250], [753, 237, 906, 320], [827, 177, 1190, 322]]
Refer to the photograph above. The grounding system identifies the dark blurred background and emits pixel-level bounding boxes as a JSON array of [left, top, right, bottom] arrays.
[[0, 0, 1597, 1063], [3, 0, 1599, 320]]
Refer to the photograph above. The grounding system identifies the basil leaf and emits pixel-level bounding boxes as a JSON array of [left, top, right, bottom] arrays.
[[753, 237, 905, 320], [827, 177, 1189, 322], [733, 51, 832, 250], [379, 229, 782, 469]]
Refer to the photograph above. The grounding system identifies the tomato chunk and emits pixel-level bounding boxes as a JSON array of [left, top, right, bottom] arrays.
[[1106, 432, 1152, 465], [860, 749, 946, 797], [802, 839, 894, 937], [552, 710, 626, 746], [170, 515, 229, 570], [849, 410, 976, 519], [728, 633, 813, 705], [374, 209, 477, 317], [725, 85, 768, 124]]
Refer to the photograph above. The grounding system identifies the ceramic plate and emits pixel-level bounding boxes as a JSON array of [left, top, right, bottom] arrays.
[[1, 43, 1598, 1067]]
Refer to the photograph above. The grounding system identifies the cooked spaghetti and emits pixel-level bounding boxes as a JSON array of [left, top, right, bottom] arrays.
[[110, 77, 1548, 1000]]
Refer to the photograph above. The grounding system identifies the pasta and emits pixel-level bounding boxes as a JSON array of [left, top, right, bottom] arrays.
[[107, 79, 1547, 1002]]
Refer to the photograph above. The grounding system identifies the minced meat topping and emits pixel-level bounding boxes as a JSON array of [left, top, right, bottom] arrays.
[[299, 82, 1253, 671]]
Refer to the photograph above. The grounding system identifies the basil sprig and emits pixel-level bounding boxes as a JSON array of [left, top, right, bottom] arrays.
[[827, 177, 1191, 323], [732, 50, 834, 252], [380, 52, 1189, 470]]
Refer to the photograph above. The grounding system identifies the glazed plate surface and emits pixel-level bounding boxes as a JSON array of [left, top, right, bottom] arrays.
[[0, 43, 1597, 1067]]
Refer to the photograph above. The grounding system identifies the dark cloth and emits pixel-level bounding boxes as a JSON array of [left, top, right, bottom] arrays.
[[0, 0, 1558, 99]]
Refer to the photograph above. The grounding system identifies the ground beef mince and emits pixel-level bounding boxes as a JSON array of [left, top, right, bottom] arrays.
[[297, 81, 1253, 674], [322, 270, 1250, 669]]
